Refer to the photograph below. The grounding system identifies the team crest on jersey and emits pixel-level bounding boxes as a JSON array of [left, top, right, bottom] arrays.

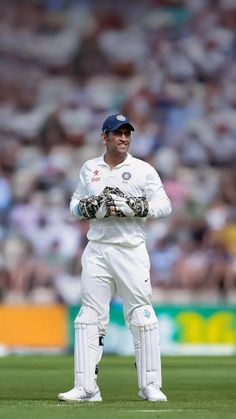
[[91, 169, 101, 182], [122, 171, 131, 180]]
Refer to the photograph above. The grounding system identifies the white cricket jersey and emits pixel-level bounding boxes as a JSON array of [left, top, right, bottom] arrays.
[[70, 153, 172, 247]]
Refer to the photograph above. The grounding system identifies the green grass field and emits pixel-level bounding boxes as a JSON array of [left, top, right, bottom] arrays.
[[0, 355, 236, 419]]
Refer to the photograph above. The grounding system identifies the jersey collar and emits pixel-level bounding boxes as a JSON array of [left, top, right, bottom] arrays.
[[97, 153, 132, 167]]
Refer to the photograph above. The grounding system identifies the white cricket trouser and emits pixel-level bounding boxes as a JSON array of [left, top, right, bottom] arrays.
[[80, 241, 152, 335]]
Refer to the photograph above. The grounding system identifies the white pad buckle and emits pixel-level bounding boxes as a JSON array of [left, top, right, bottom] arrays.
[[130, 305, 162, 390]]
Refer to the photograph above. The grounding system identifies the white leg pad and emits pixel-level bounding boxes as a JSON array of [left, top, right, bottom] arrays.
[[130, 305, 162, 390], [74, 305, 99, 393]]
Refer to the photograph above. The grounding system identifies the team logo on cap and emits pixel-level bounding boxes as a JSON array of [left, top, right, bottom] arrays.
[[116, 114, 126, 121], [122, 171, 131, 180]]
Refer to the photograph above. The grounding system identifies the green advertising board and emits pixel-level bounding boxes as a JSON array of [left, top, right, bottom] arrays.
[[68, 304, 236, 355]]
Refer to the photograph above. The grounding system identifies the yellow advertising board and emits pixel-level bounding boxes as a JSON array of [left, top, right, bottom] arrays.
[[0, 305, 67, 349]]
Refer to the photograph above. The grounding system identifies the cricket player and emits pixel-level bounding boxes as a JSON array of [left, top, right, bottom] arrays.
[[58, 114, 172, 402]]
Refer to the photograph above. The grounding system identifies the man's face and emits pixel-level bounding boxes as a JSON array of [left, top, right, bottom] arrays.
[[102, 126, 132, 156]]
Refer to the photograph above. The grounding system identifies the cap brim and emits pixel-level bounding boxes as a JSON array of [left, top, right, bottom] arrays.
[[109, 122, 134, 132]]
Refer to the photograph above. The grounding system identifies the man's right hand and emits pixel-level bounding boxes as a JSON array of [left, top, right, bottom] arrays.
[[78, 195, 105, 219], [94, 201, 109, 219], [77, 186, 128, 219]]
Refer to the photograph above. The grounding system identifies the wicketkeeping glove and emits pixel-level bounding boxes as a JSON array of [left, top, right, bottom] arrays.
[[110, 195, 135, 217], [111, 194, 149, 217], [78, 187, 149, 219], [78, 195, 106, 219], [77, 186, 126, 219], [126, 196, 149, 217], [100, 186, 127, 217]]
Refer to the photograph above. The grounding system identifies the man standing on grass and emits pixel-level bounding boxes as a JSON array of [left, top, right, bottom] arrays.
[[58, 114, 172, 402]]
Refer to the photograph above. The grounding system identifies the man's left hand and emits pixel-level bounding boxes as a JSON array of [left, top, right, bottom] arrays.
[[110, 195, 135, 217]]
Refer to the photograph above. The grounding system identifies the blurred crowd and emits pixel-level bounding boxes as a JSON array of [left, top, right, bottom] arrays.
[[0, 0, 236, 305]]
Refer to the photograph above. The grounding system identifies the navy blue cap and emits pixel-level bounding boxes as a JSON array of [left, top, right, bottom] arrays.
[[102, 114, 134, 133]]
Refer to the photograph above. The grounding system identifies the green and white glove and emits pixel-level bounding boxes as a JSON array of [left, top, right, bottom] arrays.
[[111, 195, 135, 217], [126, 196, 149, 217], [78, 195, 107, 219], [77, 187, 148, 219], [111, 194, 149, 218], [77, 186, 125, 219], [95, 201, 108, 219]]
